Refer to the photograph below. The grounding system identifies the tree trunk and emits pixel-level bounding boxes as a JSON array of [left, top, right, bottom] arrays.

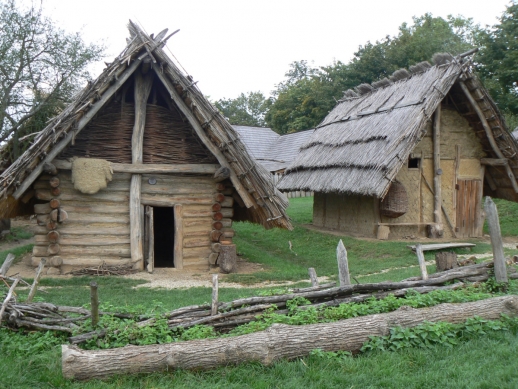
[[62, 296, 518, 381], [435, 252, 458, 272], [218, 244, 236, 273]]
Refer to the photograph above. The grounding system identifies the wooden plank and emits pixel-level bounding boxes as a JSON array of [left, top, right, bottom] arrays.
[[407, 243, 476, 252], [13, 58, 143, 199], [336, 240, 350, 286], [484, 197, 508, 283], [59, 203, 129, 214], [32, 245, 131, 257], [32, 257, 132, 267], [35, 189, 129, 203], [53, 159, 219, 174], [174, 204, 184, 270], [141, 194, 212, 207], [146, 206, 154, 273], [35, 235, 131, 246]]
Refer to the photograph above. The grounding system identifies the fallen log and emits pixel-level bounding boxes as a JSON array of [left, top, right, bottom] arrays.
[[62, 295, 518, 380]]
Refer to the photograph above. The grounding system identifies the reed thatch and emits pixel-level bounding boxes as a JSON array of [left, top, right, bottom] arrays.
[[0, 22, 291, 229], [278, 56, 518, 203]]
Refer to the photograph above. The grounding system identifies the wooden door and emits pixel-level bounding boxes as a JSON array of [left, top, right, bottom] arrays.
[[455, 179, 482, 238], [145, 206, 154, 273]]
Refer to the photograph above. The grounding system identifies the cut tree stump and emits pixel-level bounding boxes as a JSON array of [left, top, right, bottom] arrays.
[[219, 244, 237, 273], [435, 252, 458, 271], [61, 295, 518, 381]]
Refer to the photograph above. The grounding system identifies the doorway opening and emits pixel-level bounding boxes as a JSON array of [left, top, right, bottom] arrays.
[[153, 207, 175, 267]]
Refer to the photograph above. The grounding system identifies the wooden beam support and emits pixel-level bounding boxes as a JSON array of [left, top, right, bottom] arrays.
[[52, 159, 220, 174], [130, 70, 153, 270], [480, 158, 509, 166], [459, 81, 518, 194], [174, 204, 184, 270], [13, 58, 144, 199], [150, 62, 254, 209], [432, 105, 443, 237]]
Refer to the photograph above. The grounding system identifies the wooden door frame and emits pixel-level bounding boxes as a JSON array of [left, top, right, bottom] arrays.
[[142, 203, 183, 270]]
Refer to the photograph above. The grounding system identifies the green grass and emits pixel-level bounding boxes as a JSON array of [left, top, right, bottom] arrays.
[[230, 197, 495, 284], [485, 198, 518, 236], [0, 243, 33, 267], [1, 226, 33, 242], [1, 327, 517, 388]]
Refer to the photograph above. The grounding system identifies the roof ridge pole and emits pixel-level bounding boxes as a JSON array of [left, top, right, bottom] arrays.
[[431, 103, 444, 238], [130, 70, 153, 270]]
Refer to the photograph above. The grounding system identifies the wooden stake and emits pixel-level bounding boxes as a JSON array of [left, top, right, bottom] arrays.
[[415, 244, 429, 280], [90, 282, 99, 327], [211, 274, 219, 316], [336, 240, 350, 286], [0, 278, 20, 324], [484, 197, 508, 283], [26, 258, 46, 303], [0, 253, 15, 276], [308, 268, 319, 287]]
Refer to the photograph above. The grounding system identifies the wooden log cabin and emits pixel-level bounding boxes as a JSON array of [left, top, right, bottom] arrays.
[[279, 52, 518, 240], [0, 22, 291, 274]]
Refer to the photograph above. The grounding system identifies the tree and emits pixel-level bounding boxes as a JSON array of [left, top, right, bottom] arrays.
[[0, 0, 104, 144], [475, 2, 518, 127], [214, 91, 270, 127]]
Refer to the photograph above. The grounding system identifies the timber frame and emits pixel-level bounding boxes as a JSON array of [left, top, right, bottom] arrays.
[[0, 22, 291, 272]]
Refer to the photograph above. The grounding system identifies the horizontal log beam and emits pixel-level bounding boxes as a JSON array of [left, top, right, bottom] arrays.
[[481, 158, 509, 166], [52, 159, 220, 175]]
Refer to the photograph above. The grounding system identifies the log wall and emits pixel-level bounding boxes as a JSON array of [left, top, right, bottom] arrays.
[[31, 171, 232, 272]]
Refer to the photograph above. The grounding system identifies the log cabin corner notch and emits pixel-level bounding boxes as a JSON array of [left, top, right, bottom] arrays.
[[0, 22, 292, 274], [278, 51, 518, 240]]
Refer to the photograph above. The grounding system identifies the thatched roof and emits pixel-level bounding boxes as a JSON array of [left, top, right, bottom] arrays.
[[278, 55, 518, 203], [233, 126, 314, 172], [0, 22, 291, 229]]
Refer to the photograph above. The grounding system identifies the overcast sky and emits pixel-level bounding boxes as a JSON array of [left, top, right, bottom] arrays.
[[38, 0, 510, 101]]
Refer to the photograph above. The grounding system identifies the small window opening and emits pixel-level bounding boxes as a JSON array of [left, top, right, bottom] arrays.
[[408, 157, 420, 169]]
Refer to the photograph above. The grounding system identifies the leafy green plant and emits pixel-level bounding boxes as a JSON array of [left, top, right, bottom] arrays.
[[361, 315, 518, 353]]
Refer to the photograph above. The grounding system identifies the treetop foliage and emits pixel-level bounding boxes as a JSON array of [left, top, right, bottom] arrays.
[[0, 0, 104, 147], [217, 6, 516, 134]]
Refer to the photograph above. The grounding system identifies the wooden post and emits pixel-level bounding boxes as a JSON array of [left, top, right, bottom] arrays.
[[484, 197, 508, 283], [26, 258, 46, 303], [432, 105, 443, 237], [219, 244, 237, 273], [90, 282, 99, 327], [308, 268, 319, 287], [435, 252, 457, 272], [130, 71, 153, 270], [415, 244, 429, 280], [336, 239, 350, 286], [174, 204, 184, 270], [211, 274, 219, 316], [0, 253, 15, 276]]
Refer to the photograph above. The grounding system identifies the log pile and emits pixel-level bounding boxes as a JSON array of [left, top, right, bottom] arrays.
[[2, 259, 515, 343]]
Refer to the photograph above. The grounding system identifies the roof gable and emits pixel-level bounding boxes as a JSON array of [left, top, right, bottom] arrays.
[[0, 22, 291, 229]]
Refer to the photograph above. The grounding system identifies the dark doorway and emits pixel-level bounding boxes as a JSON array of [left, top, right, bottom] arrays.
[[153, 207, 175, 267]]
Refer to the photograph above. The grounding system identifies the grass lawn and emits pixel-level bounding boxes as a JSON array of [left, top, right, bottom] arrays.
[[229, 196, 502, 284]]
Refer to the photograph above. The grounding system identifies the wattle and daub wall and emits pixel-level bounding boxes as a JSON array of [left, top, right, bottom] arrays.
[[313, 107, 486, 239], [31, 99, 235, 273]]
